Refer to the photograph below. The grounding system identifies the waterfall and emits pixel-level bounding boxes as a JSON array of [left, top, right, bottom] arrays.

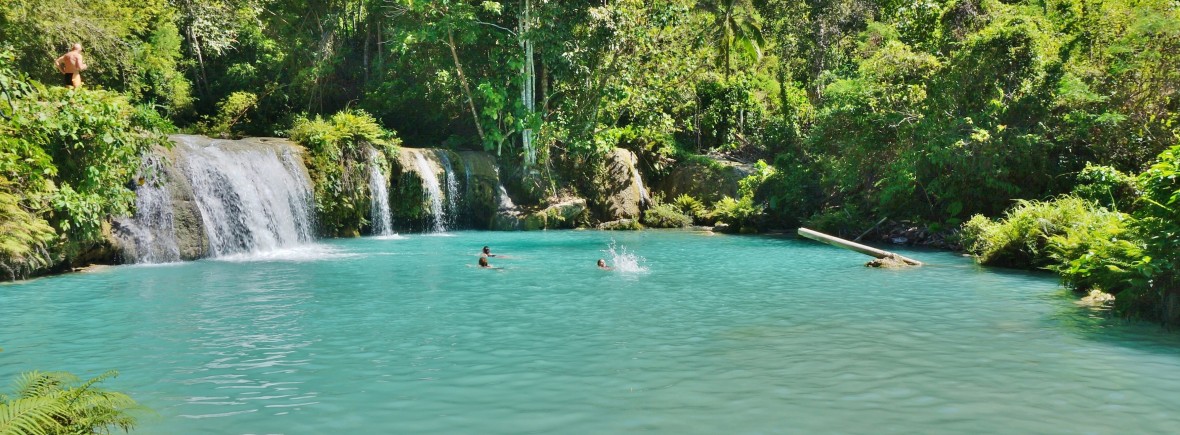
[[117, 154, 181, 263], [411, 150, 447, 232], [179, 136, 315, 256], [434, 150, 460, 229], [367, 148, 395, 236], [494, 167, 516, 211], [630, 152, 651, 206]]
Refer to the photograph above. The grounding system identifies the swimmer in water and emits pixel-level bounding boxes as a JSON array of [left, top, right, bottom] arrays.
[[479, 256, 492, 268], [597, 258, 612, 270], [481, 246, 496, 257]]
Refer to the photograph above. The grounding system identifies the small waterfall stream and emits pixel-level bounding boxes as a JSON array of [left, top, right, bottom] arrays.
[[494, 167, 516, 211], [435, 150, 460, 229], [411, 150, 447, 232], [367, 148, 395, 236], [630, 152, 651, 206], [179, 136, 316, 256], [117, 155, 181, 263]]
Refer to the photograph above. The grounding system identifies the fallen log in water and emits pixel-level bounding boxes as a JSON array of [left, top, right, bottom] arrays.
[[797, 227, 922, 266]]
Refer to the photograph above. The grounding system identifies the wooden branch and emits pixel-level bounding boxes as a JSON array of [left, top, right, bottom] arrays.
[[798, 227, 922, 266]]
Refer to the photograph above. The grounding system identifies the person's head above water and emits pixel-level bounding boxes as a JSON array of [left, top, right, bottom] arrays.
[[478, 256, 490, 267], [597, 259, 606, 267], [482, 246, 495, 256]]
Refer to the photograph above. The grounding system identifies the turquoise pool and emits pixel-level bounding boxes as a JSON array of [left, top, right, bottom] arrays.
[[3, 230, 1179, 433]]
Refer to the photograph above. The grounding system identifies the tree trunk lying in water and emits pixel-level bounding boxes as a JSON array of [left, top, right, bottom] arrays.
[[797, 227, 923, 266]]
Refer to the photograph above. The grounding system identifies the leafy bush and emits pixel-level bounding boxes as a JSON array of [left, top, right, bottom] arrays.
[[198, 91, 258, 139], [1, 55, 169, 272], [0, 177, 55, 280], [1072, 163, 1138, 211], [672, 194, 706, 223], [960, 197, 1103, 269], [707, 195, 761, 230], [0, 370, 141, 434], [642, 203, 692, 228], [290, 110, 400, 237], [1126, 145, 1180, 319]]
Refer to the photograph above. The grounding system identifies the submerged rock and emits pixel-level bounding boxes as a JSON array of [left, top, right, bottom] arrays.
[[866, 254, 914, 268], [598, 219, 642, 231]]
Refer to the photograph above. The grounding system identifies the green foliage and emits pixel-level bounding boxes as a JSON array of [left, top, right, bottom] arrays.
[[960, 197, 1104, 269], [0, 370, 141, 434], [290, 110, 400, 237], [0, 177, 56, 280], [642, 203, 693, 228], [0, 0, 191, 114], [1, 53, 169, 271], [804, 204, 874, 239], [707, 195, 761, 229], [1128, 145, 1180, 316], [1072, 163, 1139, 211], [672, 194, 707, 222], [1046, 207, 1146, 296], [196, 91, 257, 139]]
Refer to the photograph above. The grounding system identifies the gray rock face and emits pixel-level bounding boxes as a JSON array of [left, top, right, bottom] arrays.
[[656, 157, 753, 203], [491, 198, 587, 231], [590, 148, 649, 222], [389, 147, 503, 232]]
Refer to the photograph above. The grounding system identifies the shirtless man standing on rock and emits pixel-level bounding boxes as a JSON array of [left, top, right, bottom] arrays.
[[55, 43, 87, 89]]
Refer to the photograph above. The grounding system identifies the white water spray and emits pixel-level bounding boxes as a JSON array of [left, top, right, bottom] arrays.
[[367, 148, 395, 236], [630, 152, 651, 206], [603, 240, 648, 273], [435, 150, 460, 228], [411, 150, 447, 232], [119, 155, 181, 263], [179, 136, 316, 256]]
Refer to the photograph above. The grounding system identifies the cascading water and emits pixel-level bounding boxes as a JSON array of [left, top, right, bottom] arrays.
[[411, 150, 447, 232], [367, 148, 395, 236], [434, 150, 460, 229], [178, 136, 316, 256], [116, 154, 181, 263], [630, 152, 651, 206], [494, 167, 516, 211]]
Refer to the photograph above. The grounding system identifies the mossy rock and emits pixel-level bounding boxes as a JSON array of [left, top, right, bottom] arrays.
[[655, 157, 752, 204]]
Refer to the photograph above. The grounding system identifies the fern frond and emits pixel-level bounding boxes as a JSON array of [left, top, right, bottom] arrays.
[[0, 396, 69, 435]]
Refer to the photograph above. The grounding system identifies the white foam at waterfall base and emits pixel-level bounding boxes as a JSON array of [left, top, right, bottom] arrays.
[[603, 240, 649, 273], [367, 148, 396, 236], [212, 245, 358, 263], [180, 137, 316, 256], [411, 150, 447, 232]]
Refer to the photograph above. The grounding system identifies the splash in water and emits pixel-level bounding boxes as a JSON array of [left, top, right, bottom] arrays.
[[603, 240, 648, 273]]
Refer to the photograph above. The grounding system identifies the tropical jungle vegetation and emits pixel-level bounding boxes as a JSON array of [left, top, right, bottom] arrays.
[[0, 370, 141, 434], [1, 0, 1179, 325]]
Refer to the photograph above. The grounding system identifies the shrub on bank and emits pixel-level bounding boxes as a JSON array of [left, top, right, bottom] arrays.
[[0, 53, 171, 277], [642, 203, 692, 228], [960, 197, 1103, 269], [290, 110, 400, 237]]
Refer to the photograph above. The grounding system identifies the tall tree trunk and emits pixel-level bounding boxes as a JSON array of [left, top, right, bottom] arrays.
[[448, 29, 487, 147], [520, 0, 536, 167]]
